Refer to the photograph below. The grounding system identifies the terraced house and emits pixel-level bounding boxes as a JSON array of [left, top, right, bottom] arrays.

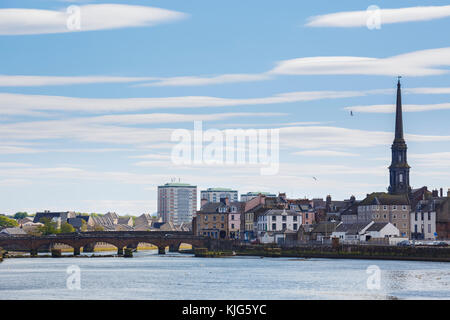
[[195, 198, 245, 239]]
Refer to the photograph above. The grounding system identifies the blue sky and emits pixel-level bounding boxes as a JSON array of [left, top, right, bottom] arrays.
[[1, 0, 450, 215]]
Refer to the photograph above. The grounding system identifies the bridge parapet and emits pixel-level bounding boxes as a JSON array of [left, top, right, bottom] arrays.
[[0, 231, 211, 254]]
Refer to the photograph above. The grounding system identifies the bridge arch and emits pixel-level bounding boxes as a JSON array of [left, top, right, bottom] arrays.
[[79, 239, 126, 255]]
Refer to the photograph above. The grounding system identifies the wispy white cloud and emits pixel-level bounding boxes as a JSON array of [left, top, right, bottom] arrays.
[[0, 4, 187, 35], [0, 91, 369, 115], [0, 75, 156, 87], [270, 47, 450, 77], [410, 152, 450, 168], [292, 150, 359, 157], [344, 103, 450, 113], [306, 5, 450, 28], [135, 73, 271, 87]]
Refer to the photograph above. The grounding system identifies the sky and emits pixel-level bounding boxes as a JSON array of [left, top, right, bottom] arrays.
[[1, 0, 450, 215]]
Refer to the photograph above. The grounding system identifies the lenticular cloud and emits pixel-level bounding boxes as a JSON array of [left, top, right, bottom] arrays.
[[0, 4, 188, 35]]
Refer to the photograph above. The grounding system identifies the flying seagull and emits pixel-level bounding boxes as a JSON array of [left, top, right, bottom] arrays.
[[313, 176, 317, 181]]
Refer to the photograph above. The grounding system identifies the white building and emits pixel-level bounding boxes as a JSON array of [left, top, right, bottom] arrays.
[[200, 188, 238, 203], [157, 183, 197, 225], [256, 209, 302, 237], [332, 222, 373, 241], [411, 199, 437, 240], [332, 221, 400, 242], [364, 222, 400, 241]]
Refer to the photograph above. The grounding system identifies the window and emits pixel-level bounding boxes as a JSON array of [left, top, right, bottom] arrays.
[[272, 216, 276, 221], [383, 205, 387, 211], [383, 214, 387, 219], [421, 212, 424, 221], [231, 215, 234, 221], [415, 213, 418, 221], [282, 216, 287, 222], [393, 205, 397, 210], [213, 216, 216, 221], [231, 224, 234, 229], [293, 224, 298, 230], [221, 215, 224, 221], [282, 223, 286, 229], [305, 213, 309, 219], [272, 223, 276, 230], [428, 212, 431, 220], [221, 224, 224, 228], [204, 216, 208, 221], [402, 206, 407, 211], [293, 216, 297, 221], [393, 214, 397, 219]]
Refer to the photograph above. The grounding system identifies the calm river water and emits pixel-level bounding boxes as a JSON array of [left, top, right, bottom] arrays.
[[0, 250, 449, 299]]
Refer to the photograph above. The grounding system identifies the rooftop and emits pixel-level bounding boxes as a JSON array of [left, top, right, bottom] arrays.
[[203, 188, 236, 192], [160, 183, 196, 187], [359, 192, 410, 206]]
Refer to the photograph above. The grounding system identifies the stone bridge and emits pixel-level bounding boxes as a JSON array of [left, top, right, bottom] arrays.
[[0, 231, 212, 256]]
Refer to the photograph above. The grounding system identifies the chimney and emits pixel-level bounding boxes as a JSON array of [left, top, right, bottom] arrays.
[[440, 188, 443, 198], [260, 194, 266, 205], [219, 197, 229, 206], [201, 198, 208, 208], [432, 189, 439, 198]]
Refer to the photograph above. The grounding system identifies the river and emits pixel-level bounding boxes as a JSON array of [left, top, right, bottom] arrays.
[[0, 250, 449, 299]]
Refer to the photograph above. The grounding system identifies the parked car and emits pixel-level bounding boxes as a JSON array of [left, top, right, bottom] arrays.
[[432, 241, 448, 247], [397, 240, 411, 246]]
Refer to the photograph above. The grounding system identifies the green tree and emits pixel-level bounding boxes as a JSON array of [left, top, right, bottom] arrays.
[[60, 222, 75, 233], [37, 218, 59, 235], [0, 215, 19, 228], [80, 220, 87, 232], [93, 225, 104, 231], [13, 212, 28, 220]]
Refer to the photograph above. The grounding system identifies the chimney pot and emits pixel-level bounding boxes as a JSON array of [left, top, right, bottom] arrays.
[[440, 188, 443, 198]]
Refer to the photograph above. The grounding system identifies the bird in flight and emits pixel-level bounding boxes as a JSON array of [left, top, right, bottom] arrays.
[[350, 111, 354, 116], [313, 176, 317, 181]]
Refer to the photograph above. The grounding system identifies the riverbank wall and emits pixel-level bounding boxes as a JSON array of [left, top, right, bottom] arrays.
[[229, 244, 450, 262]]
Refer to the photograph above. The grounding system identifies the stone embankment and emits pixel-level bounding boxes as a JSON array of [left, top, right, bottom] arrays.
[[196, 244, 450, 262]]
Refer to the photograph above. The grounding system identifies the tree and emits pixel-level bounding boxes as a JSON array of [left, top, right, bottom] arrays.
[[0, 215, 19, 228], [60, 222, 75, 234], [80, 220, 87, 232], [37, 218, 59, 235], [94, 225, 104, 231], [13, 212, 28, 220]]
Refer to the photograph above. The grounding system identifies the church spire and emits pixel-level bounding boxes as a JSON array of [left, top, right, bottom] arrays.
[[388, 77, 411, 195], [394, 76, 404, 142]]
